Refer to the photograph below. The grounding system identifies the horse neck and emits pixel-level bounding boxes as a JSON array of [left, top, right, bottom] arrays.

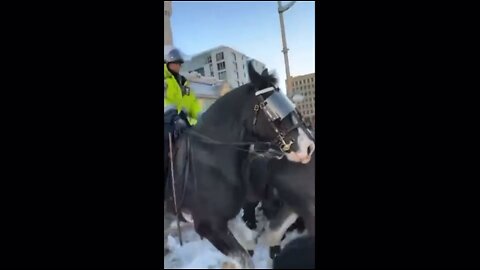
[[195, 114, 246, 143], [195, 91, 254, 143]]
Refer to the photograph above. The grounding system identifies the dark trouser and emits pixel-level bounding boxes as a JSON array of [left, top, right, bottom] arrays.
[[164, 110, 190, 193], [164, 121, 174, 192]]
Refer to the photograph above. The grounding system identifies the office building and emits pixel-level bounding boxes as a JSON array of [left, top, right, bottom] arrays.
[[291, 73, 315, 128], [182, 46, 266, 90]]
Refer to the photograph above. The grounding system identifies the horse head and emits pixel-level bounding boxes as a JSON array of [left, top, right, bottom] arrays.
[[244, 61, 315, 164]]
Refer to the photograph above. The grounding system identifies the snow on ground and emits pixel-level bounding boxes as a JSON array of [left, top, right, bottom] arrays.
[[164, 208, 307, 269]]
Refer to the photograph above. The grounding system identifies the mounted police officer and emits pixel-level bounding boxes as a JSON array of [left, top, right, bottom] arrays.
[[164, 46, 202, 188]]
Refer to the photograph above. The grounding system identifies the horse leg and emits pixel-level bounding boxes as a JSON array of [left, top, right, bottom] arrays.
[[263, 206, 298, 259], [302, 202, 315, 236], [241, 200, 259, 252], [230, 210, 259, 256], [242, 201, 259, 230], [285, 198, 315, 236], [195, 219, 255, 269]]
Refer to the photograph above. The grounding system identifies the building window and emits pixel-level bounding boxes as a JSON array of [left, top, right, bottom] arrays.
[[232, 52, 236, 61], [194, 67, 205, 76], [217, 61, 226, 70], [216, 52, 224, 61], [236, 72, 239, 79], [207, 56, 212, 64], [218, 71, 227, 80]]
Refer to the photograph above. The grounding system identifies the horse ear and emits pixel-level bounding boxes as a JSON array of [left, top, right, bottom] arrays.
[[248, 61, 277, 90], [247, 61, 263, 89], [261, 68, 269, 77]]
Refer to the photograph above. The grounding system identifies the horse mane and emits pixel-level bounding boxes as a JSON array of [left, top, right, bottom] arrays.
[[247, 61, 278, 91], [194, 61, 279, 133]]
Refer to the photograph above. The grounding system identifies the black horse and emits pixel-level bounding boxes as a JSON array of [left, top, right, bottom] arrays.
[[164, 62, 315, 268], [242, 144, 315, 259], [264, 151, 315, 240], [273, 235, 315, 269]]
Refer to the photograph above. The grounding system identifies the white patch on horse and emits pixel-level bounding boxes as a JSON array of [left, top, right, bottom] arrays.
[[227, 211, 259, 251], [285, 115, 315, 164], [264, 212, 298, 247], [230, 253, 255, 269], [181, 211, 194, 223]]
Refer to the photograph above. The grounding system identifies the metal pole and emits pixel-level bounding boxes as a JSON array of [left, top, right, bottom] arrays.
[[277, 1, 296, 97]]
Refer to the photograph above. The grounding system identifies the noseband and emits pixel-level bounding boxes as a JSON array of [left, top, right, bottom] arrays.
[[252, 87, 307, 153]]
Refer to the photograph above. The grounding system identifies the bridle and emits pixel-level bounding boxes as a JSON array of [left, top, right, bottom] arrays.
[[252, 86, 310, 153], [185, 86, 312, 157]]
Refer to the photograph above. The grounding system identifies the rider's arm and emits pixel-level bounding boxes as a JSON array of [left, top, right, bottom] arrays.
[[184, 81, 202, 120], [164, 79, 182, 111]]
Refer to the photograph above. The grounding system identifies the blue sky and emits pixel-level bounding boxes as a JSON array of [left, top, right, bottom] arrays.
[[170, 1, 315, 93]]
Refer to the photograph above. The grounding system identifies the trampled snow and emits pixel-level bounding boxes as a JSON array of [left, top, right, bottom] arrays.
[[164, 209, 306, 269]]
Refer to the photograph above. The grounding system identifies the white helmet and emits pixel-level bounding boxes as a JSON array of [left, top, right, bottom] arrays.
[[164, 45, 190, 64]]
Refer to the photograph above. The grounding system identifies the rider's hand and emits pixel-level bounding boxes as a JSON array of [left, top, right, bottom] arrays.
[[173, 118, 188, 138], [174, 118, 187, 130]]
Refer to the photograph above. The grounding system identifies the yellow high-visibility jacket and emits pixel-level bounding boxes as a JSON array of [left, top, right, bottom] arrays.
[[164, 64, 201, 125]]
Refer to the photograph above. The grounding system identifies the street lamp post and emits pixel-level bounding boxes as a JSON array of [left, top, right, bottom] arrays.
[[277, 1, 296, 97]]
